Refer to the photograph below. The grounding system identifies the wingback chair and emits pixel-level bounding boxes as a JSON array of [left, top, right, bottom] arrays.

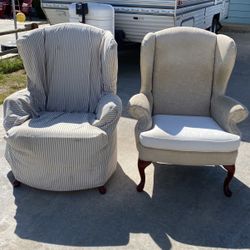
[[128, 27, 248, 197], [3, 23, 122, 193]]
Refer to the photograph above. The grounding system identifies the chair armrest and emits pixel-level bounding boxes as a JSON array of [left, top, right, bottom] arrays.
[[93, 93, 122, 134], [128, 93, 152, 131], [3, 89, 39, 131], [211, 95, 248, 135]]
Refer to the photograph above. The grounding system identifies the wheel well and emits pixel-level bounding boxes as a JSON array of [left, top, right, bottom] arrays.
[[213, 13, 220, 21], [212, 14, 222, 33]]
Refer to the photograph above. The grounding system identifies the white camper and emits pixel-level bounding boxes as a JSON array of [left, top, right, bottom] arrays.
[[41, 0, 230, 43], [68, 3, 115, 34]]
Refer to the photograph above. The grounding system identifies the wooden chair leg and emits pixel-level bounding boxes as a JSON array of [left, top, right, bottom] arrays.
[[8, 171, 21, 187], [137, 159, 152, 192], [98, 186, 106, 194], [223, 165, 235, 197], [12, 179, 21, 187]]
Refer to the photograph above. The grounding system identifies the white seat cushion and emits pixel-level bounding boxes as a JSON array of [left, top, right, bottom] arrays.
[[139, 115, 240, 153]]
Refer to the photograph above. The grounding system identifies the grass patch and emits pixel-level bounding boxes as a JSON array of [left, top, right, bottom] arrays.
[[0, 56, 24, 74], [0, 57, 26, 104]]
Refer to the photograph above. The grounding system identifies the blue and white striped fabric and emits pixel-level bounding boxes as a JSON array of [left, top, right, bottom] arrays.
[[3, 23, 122, 191]]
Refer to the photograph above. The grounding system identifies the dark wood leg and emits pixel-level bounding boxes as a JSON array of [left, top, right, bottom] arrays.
[[137, 159, 152, 192], [8, 171, 21, 187], [12, 179, 21, 187], [98, 186, 106, 195], [223, 165, 235, 197]]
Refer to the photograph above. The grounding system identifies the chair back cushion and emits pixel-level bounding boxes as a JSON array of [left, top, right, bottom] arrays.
[[17, 23, 117, 113], [152, 27, 217, 116]]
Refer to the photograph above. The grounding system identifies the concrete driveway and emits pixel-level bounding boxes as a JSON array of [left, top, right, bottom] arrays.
[[0, 27, 249, 250]]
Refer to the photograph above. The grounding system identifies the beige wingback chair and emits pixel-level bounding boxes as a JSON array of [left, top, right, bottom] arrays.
[[3, 23, 122, 194], [128, 27, 248, 197]]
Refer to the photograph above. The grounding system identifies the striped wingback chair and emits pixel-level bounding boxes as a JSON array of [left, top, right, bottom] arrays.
[[3, 23, 122, 193], [128, 27, 248, 197]]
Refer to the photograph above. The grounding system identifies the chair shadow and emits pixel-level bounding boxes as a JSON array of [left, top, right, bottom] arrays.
[[12, 164, 166, 248], [151, 163, 250, 249], [11, 163, 250, 249]]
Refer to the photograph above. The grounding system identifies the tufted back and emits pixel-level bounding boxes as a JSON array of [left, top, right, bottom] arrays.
[[17, 23, 118, 113], [140, 27, 236, 116]]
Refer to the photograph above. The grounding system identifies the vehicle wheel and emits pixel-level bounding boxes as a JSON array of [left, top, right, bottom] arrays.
[[115, 30, 126, 49], [210, 17, 220, 34]]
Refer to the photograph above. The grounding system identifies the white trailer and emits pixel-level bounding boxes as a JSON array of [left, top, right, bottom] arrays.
[[41, 0, 230, 43]]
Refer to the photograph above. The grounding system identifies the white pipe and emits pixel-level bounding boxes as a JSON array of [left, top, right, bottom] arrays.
[[11, 0, 18, 40]]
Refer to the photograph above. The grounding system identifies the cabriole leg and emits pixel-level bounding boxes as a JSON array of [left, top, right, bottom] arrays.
[[223, 165, 235, 197], [137, 159, 152, 192]]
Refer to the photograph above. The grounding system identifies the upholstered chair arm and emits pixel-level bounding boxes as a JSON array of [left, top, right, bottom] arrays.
[[211, 95, 248, 135], [128, 93, 153, 132], [3, 89, 39, 131], [93, 93, 122, 134]]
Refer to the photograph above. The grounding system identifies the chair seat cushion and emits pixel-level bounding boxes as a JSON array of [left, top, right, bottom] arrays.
[[6, 111, 107, 151], [139, 115, 240, 153], [4, 112, 114, 191]]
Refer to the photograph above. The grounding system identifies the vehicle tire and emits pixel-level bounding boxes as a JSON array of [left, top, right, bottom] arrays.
[[210, 16, 221, 34], [115, 30, 126, 49], [1, 41, 17, 52]]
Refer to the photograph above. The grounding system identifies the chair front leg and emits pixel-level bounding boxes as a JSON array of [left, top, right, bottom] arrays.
[[98, 186, 106, 194], [137, 159, 152, 192], [223, 165, 235, 197], [12, 179, 21, 187], [9, 171, 21, 187]]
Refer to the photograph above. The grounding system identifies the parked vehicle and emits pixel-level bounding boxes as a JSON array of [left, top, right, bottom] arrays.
[[41, 0, 230, 43], [0, 0, 8, 18], [68, 2, 115, 34], [21, 0, 32, 18]]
